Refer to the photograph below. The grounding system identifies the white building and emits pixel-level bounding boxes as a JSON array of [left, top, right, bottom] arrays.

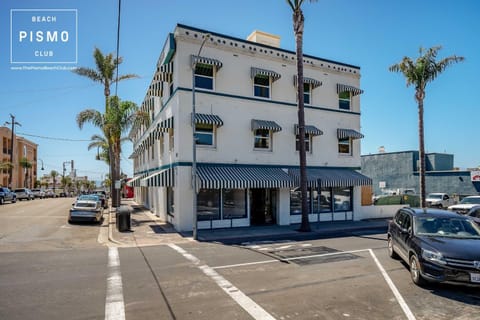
[[128, 24, 372, 232]]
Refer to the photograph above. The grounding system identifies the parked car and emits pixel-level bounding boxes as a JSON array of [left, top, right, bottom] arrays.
[[14, 188, 34, 201], [466, 206, 480, 225], [448, 196, 480, 214], [92, 192, 108, 209], [44, 189, 56, 198], [31, 188, 45, 199], [387, 207, 480, 286], [425, 193, 455, 209], [0, 187, 17, 204], [68, 194, 104, 223]]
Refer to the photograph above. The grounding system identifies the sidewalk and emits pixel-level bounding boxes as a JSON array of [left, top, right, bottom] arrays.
[[108, 200, 390, 247]]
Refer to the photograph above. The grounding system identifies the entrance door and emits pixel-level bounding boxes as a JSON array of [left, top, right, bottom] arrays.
[[250, 189, 277, 225]]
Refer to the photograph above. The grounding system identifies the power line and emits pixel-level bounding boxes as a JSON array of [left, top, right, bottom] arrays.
[[17, 132, 91, 142]]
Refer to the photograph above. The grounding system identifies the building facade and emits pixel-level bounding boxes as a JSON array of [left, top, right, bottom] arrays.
[[361, 150, 480, 198], [129, 24, 371, 231], [0, 126, 38, 189]]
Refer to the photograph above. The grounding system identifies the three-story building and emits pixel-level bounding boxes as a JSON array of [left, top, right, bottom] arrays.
[[129, 24, 371, 231]]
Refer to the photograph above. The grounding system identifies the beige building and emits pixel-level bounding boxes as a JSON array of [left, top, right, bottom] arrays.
[[0, 126, 38, 189]]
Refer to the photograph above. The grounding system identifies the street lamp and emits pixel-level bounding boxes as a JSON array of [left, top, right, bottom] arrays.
[[192, 33, 210, 240], [38, 159, 44, 170], [4, 114, 21, 188]]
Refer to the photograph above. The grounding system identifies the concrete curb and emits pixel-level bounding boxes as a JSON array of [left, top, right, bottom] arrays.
[[107, 208, 123, 245]]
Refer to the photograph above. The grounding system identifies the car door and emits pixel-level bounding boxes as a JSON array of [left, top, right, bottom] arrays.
[[396, 211, 413, 259]]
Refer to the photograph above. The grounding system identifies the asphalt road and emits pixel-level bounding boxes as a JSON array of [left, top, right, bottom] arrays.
[[0, 199, 479, 319]]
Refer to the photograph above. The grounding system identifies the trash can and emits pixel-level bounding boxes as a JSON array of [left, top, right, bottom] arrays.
[[116, 206, 131, 232]]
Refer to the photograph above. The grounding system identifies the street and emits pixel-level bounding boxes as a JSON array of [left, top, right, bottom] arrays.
[[0, 199, 479, 319]]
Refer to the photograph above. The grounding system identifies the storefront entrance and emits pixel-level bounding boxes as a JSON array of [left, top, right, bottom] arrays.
[[250, 189, 277, 225]]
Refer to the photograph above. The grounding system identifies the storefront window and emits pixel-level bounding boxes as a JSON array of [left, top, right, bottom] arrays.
[[197, 189, 220, 221], [333, 187, 352, 211], [290, 188, 311, 215], [223, 189, 246, 219], [320, 188, 332, 212]]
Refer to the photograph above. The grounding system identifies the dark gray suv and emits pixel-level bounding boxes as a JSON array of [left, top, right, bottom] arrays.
[[0, 187, 17, 205]]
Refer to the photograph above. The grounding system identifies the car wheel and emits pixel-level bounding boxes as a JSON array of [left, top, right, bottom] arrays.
[[0, 197, 4, 205], [12, 197, 16, 203], [410, 255, 426, 286], [387, 236, 399, 259]]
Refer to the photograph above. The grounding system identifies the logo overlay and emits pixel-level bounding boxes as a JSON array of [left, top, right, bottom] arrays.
[[10, 9, 77, 65]]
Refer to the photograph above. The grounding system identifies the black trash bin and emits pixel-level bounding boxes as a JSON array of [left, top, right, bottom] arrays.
[[116, 206, 131, 232]]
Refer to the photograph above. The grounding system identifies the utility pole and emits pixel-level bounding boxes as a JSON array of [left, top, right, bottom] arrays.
[[4, 114, 21, 188]]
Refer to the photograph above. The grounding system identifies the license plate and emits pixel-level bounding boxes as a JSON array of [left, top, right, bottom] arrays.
[[470, 273, 480, 283]]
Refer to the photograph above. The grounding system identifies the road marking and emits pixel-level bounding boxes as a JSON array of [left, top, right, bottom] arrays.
[[369, 249, 416, 320], [105, 247, 125, 320], [168, 244, 276, 320], [213, 259, 278, 270]]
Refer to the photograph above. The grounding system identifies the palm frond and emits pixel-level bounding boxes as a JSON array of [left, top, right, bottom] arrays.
[[76, 109, 104, 129]]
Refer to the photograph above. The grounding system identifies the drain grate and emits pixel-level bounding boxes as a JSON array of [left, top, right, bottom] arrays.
[[266, 245, 362, 266]]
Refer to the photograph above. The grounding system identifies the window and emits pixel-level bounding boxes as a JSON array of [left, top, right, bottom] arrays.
[[339, 91, 351, 110], [304, 83, 311, 105], [312, 188, 332, 213], [338, 137, 351, 155], [254, 75, 270, 98], [196, 123, 215, 146], [197, 189, 220, 221], [290, 188, 302, 215], [333, 187, 352, 211], [254, 129, 271, 150], [223, 189, 247, 219], [167, 187, 174, 216], [194, 63, 214, 90], [296, 133, 311, 153]]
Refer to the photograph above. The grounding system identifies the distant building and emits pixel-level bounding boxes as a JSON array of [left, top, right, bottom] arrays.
[[0, 126, 38, 189], [361, 150, 480, 197]]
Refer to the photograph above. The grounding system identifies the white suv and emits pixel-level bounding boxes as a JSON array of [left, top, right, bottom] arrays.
[[448, 195, 480, 215], [13, 188, 35, 201]]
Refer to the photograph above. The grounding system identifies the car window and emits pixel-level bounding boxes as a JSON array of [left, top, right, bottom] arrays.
[[415, 216, 480, 238], [470, 208, 480, 218]]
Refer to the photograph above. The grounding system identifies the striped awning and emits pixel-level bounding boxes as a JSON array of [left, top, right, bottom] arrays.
[[251, 119, 282, 132], [140, 168, 175, 187], [191, 55, 223, 69], [337, 128, 364, 140], [196, 165, 295, 189], [293, 75, 322, 88], [148, 81, 163, 97], [127, 173, 147, 187], [156, 62, 173, 82], [289, 168, 372, 188], [157, 117, 174, 132], [337, 83, 364, 96], [193, 113, 224, 127], [294, 124, 323, 136], [251, 67, 281, 82]]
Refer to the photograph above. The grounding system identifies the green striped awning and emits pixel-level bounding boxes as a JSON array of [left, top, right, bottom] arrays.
[[157, 117, 174, 132], [337, 83, 364, 96], [294, 124, 323, 136], [251, 67, 281, 82], [148, 81, 163, 97], [157, 62, 173, 82], [140, 168, 175, 187], [337, 128, 364, 140], [293, 75, 322, 88], [191, 55, 223, 69], [289, 168, 372, 188], [127, 173, 147, 187], [196, 165, 295, 189], [194, 113, 224, 127], [251, 119, 282, 132]]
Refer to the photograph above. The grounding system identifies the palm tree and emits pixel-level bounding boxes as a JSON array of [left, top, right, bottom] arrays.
[[88, 134, 110, 164], [389, 46, 464, 207], [50, 170, 59, 194], [77, 96, 149, 207], [286, 0, 317, 232], [19, 157, 32, 188], [73, 48, 141, 208]]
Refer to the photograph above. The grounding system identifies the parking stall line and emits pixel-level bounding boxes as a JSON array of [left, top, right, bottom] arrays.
[[105, 247, 126, 320], [369, 249, 416, 320], [168, 244, 276, 320]]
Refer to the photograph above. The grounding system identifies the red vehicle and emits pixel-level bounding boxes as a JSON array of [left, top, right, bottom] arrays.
[[123, 180, 134, 198]]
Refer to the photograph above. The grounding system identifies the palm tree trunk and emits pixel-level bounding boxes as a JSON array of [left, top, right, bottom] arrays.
[[293, 8, 310, 232], [109, 145, 117, 207], [418, 99, 426, 208]]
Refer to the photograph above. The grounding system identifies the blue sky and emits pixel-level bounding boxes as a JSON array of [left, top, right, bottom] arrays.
[[1, 0, 478, 180]]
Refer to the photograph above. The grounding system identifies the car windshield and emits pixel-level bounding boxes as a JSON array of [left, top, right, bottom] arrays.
[[415, 216, 480, 238], [427, 194, 442, 199], [78, 195, 99, 201], [460, 197, 480, 204]]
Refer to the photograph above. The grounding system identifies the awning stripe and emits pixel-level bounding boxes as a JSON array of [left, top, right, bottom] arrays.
[[140, 168, 175, 187], [196, 165, 294, 189], [294, 124, 323, 136], [289, 168, 372, 188], [337, 128, 364, 140], [148, 81, 163, 97], [251, 67, 281, 82], [156, 62, 173, 82], [127, 173, 148, 187], [251, 119, 282, 132], [194, 113, 224, 127], [191, 55, 223, 69], [157, 117, 174, 132], [293, 75, 322, 88], [337, 83, 364, 96]]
